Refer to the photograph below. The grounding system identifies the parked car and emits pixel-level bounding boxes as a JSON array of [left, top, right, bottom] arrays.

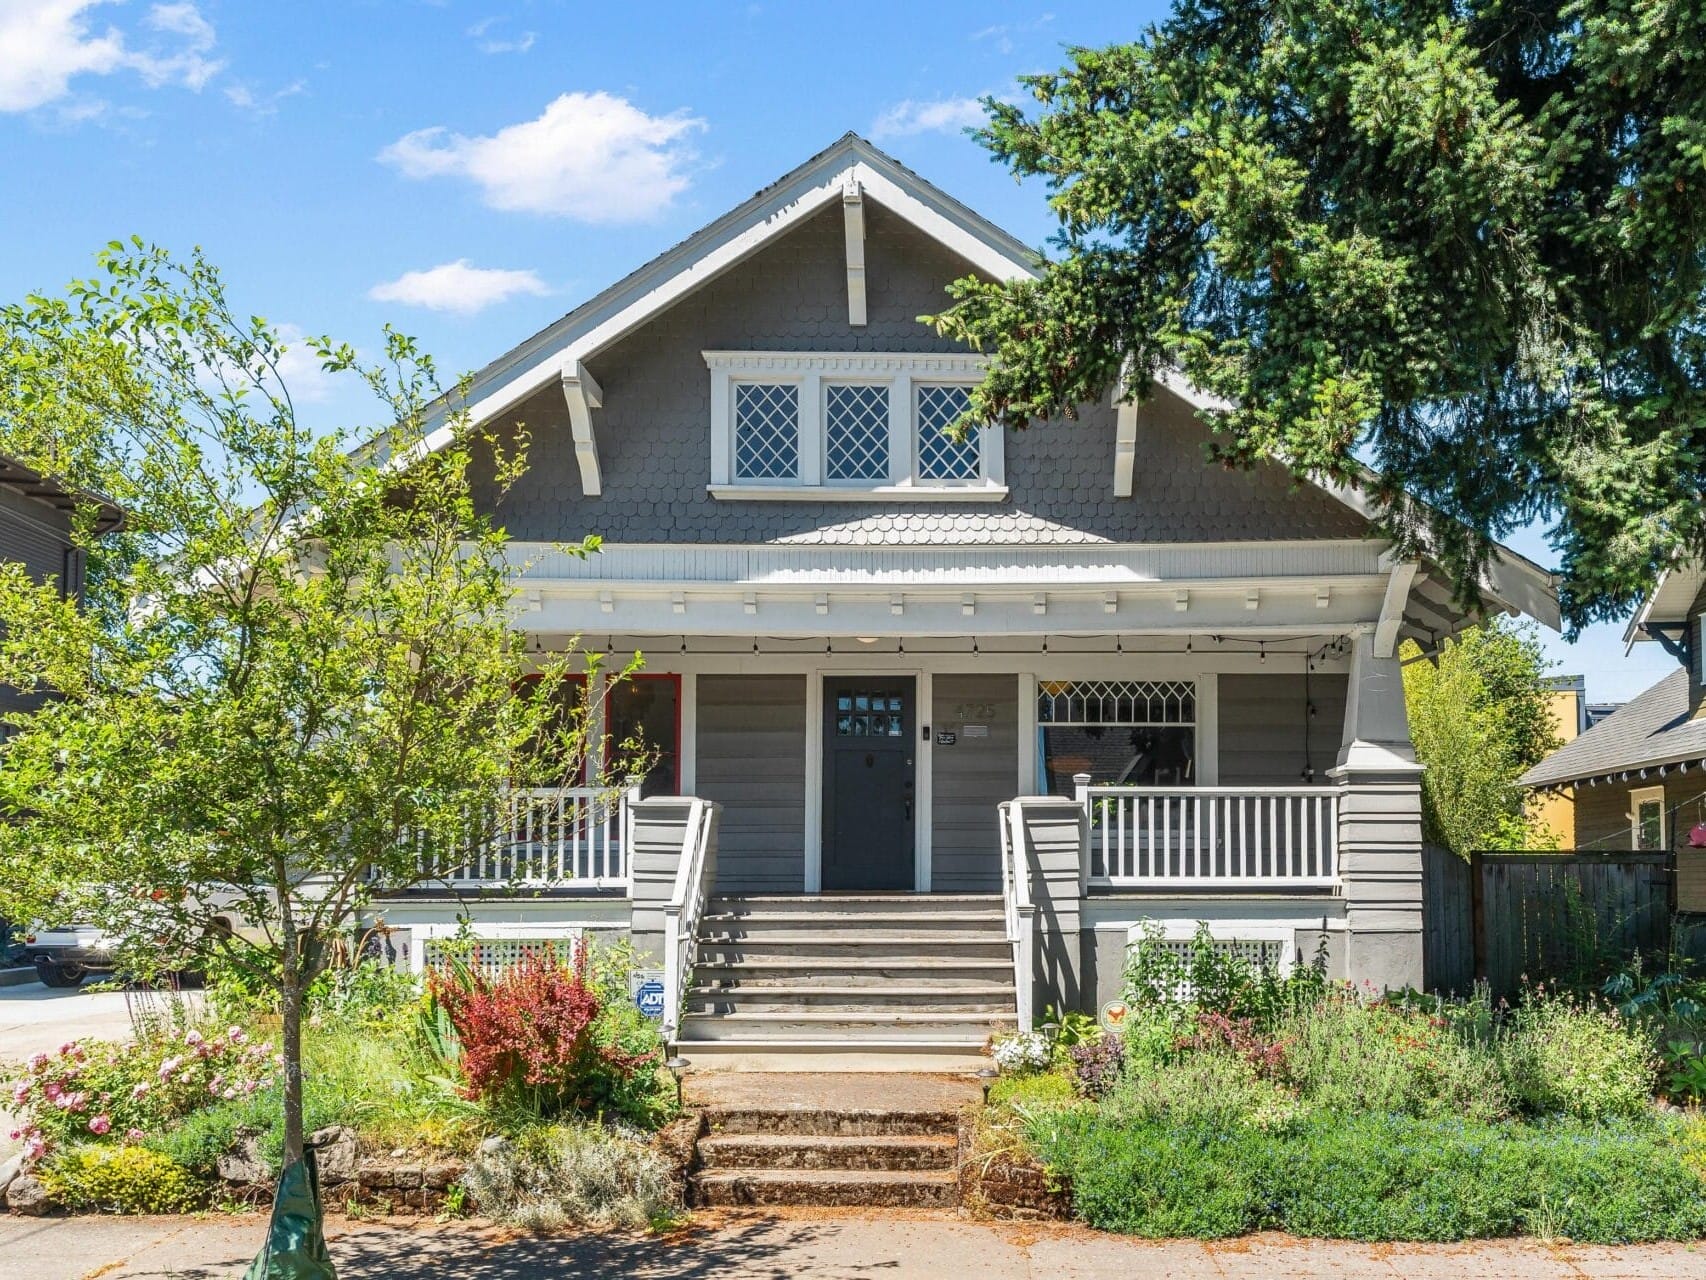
[[15, 923, 115, 987]]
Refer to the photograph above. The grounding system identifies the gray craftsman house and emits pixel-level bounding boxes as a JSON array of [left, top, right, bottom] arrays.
[[365, 135, 1560, 1066]]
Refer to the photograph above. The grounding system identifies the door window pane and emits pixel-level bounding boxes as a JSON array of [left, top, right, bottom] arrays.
[[608, 676, 679, 797]]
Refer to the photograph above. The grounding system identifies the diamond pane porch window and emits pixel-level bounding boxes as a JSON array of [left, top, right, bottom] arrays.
[[916, 384, 981, 480], [1036, 679, 1196, 795], [734, 383, 799, 480], [825, 384, 890, 481]]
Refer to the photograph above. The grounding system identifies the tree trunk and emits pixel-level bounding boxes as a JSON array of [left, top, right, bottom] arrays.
[[280, 919, 306, 1168]]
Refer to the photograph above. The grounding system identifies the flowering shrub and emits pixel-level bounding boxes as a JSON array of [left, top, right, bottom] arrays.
[[992, 1031, 1051, 1074], [1499, 989, 1657, 1119], [1068, 1036, 1126, 1098], [40, 1144, 205, 1214], [426, 940, 658, 1118], [4, 1028, 277, 1159], [1180, 1012, 1289, 1078]]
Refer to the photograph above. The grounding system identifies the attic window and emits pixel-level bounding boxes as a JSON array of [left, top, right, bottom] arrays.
[[705, 351, 1006, 500]]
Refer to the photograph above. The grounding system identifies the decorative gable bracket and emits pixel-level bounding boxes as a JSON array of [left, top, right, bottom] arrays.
[[843, 180, 867, 327], [560, 360, 604, 498]]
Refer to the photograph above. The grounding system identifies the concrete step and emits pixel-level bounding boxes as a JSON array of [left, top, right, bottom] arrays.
[[680, 1008, 1012, 1043], [696, 1132, 958, 1172], [670, 1042, 993, 1072], [691, 1167, 959, 1208], [687, 992, 1013, 1015]]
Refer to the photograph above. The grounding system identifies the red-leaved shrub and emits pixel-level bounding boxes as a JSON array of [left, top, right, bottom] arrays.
[[427, 941, 654, 1114], [1179, 1011, 1289, 1078]]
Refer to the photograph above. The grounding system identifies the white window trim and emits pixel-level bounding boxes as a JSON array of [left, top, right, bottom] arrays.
[[1630, 784, 1667, 852], [705, 350, 1007, 499]]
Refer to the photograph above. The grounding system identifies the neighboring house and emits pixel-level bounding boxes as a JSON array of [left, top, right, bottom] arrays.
[[0, 453, 123, 730], [1528, 674, 1587, 847], [0, 453, 124, 952], [362, 136, 1560, 1063], [1523, 565, 1706, 917]]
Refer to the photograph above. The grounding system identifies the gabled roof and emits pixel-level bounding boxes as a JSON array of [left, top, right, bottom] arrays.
[[394, 132, 1042, 463], [1522, 668, 1703, 790], [0, 453, 124, 533], [372, 133, 1558, 631]]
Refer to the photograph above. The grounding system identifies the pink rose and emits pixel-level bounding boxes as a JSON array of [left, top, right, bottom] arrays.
[[88, 1114, 111, 1136], [126, 1128, 145, 1143], [132, 1082, 150, 1099], [42, 1081, 63, 1102], [26, 1053, 48, 1071], [22, 1135, 45, 1161], [158, 1056, 182, 1080], [11, 1081, 30, 1105], [57, 1042, 76, 1056], [183, 1030, 204, 1047]]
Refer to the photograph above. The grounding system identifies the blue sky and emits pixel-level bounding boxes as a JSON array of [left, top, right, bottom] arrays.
[[0, 0, 1675, 701]]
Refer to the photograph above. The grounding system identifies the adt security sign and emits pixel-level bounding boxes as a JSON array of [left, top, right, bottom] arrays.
[[631, 970, 667, 1021]]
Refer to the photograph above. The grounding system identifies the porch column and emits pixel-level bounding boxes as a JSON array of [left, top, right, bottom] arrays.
[[1013, 795, 1088, 1015], [628, 797, 699, 967], [1330, 627, 1426, 991]]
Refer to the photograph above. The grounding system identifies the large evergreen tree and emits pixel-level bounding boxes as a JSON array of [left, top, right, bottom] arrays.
[[932, 1, 1706, 629]]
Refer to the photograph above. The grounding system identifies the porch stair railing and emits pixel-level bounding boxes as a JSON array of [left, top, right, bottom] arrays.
[[1076, 782, 1339, 888], [661, 797, 717, 1044], [997, 801, 1036, 1031]]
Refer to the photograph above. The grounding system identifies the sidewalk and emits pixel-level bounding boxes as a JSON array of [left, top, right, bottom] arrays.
[[1, 1212, 1701, 1279]]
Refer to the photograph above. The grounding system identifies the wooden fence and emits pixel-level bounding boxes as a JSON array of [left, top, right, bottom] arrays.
[[1421, 847, 1675, 998]]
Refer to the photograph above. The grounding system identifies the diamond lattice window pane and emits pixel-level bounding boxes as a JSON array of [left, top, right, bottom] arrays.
[[734, 383, 799, 480], [1036, 679, 1196, 725], [916, 384, 981, 480], [825, 384, 890, 481]]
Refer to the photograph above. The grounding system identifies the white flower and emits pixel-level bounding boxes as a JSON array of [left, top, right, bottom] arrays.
[[993, 1031, 1051, 1074]]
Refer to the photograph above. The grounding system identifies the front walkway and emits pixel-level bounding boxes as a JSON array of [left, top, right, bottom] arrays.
[[2, 1213, 1700, 1279]]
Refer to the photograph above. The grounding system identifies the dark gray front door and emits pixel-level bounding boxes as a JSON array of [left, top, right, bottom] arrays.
[[822, 677, 915, 891]]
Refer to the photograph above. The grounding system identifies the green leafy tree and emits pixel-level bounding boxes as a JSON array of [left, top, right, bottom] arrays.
[[1402, 621, 1560, 854], [0, 242, 638, 1170], [930, 1, 1706, 629]]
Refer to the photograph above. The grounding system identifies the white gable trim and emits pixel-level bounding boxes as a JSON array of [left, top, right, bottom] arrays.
[[395, 137, 1041, 465], [843, 180, 867, 326]]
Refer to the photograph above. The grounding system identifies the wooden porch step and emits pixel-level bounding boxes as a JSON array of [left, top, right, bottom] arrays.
[[690, 1167, 959, 1209], [686, 985, 1013, 1013], [692, 969, 1014, 991]]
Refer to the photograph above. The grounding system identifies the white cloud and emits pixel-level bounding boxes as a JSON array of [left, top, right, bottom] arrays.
[[466, 16, 534, 54], [270, 325, 340, 405], [225, 77, 304, 115], [871, 96, 986, 141], [368, 260, 550, 316], [971, 13, 1055, 55], [0, 1, 222, 113], [379, 91, 704, 223]]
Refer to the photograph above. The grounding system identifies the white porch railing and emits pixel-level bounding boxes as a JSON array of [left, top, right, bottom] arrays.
[[418, 784, 638, 891], [996, 801, 1037, 1032], [662, 798, 717, 1043], [1077, 781, 1339, 888]]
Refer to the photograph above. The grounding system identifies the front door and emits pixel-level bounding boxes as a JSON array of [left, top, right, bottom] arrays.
[[822, 677, 916, 890]]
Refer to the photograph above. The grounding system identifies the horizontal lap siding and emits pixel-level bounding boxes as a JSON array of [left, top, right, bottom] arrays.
[[1217, 673, 1347, 786], [696, 674, 807, 893], [931, 674, 1017, 892], [1573, 777, 1706, 913]]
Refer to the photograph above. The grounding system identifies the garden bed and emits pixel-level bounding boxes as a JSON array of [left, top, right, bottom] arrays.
[[971, 926, 1706, 1244], [4, 938, 687, 1230]]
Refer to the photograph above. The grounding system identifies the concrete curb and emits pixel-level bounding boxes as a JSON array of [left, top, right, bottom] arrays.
[[0, 968, 39, 988]]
